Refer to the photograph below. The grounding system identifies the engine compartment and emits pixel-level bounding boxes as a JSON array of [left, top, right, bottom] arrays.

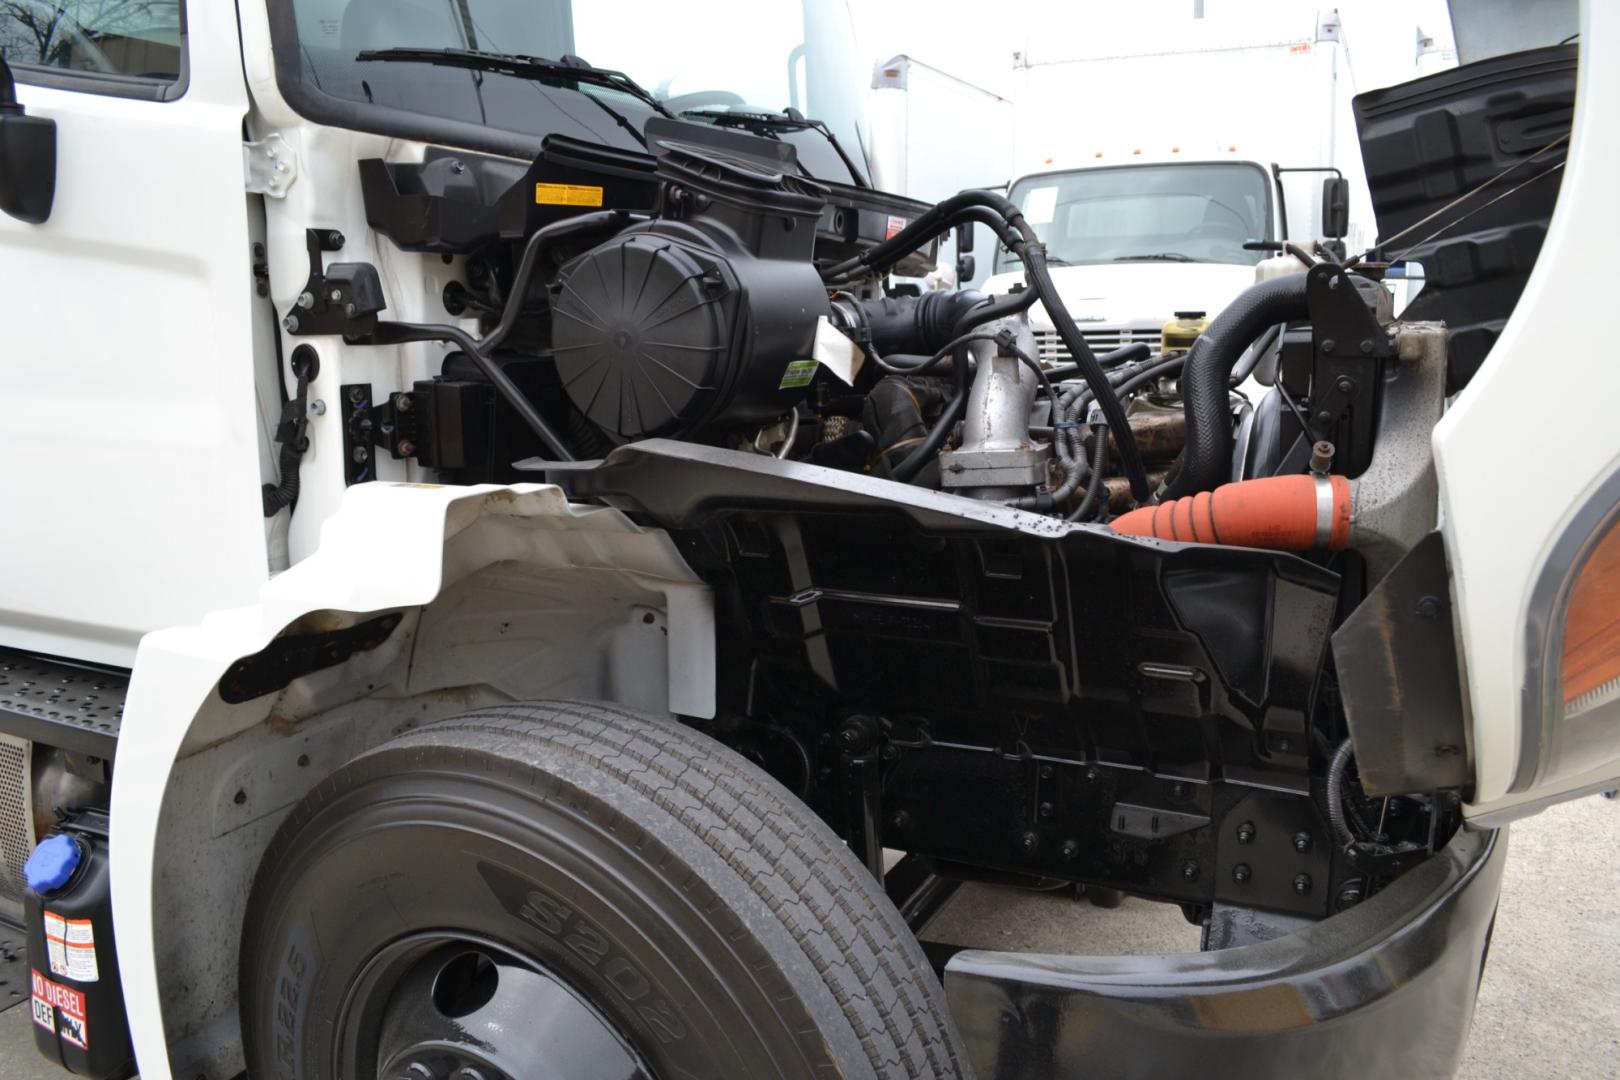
[[326, 117, 1474, 936]]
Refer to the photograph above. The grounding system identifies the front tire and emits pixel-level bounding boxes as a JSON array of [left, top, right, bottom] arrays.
[[241, 700, 969, 1079]]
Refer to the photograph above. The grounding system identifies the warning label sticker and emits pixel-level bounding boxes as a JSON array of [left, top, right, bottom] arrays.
[[884, 215, 908, 240], [31, 969, 89, 1049], [778, 359, 818, 389], [535, 182, 604, 207], [43, 912, 99, 982]]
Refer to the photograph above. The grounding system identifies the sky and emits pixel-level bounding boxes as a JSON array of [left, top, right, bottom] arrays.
[[848, 0, 1458, 99]]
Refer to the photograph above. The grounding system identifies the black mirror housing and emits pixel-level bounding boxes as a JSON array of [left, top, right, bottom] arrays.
[[0, 57, 56, 226], [955, 253, 976, 283], [955, 221, 974, 253], [1321, 176, 1349, 239]]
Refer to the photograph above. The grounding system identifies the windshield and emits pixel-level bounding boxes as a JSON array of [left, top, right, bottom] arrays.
[[274, 0, 870, 185], [996, 163, 1273, 272]]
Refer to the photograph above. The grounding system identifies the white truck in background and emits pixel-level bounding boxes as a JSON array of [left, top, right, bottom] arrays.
[[868, 54, 1014, 290], [983, 7, 1397, 356]]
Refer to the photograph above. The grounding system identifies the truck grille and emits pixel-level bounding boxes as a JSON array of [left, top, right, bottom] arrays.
[[1034, 326, 1161, 362]]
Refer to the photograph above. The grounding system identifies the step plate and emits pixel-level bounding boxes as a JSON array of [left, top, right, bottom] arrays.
[[0, 652, 125, 760]]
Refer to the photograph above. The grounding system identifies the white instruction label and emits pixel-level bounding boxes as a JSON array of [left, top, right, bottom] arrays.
[[1023, 185, 1059, 225], [43, 912, 99, 983]]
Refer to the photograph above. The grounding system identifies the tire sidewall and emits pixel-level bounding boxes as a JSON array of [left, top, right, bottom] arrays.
[[242, 746, 836, 1080]]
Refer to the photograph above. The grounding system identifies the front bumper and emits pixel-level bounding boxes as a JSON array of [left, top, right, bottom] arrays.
[[944, 825, 1506, 1079]]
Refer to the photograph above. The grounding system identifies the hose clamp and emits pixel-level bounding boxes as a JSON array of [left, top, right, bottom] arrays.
[[1313, 474, 1336, 548]]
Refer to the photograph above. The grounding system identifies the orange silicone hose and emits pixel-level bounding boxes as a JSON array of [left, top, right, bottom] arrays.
[[1109, 475, 1352, 551]]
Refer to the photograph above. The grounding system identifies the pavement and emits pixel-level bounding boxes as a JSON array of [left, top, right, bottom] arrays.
[[0, 796, 1614, 1079]]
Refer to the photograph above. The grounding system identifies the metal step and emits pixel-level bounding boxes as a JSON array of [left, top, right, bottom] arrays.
[[0, 651, 125, 760]]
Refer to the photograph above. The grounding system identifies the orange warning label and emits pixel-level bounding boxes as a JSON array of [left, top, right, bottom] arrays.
[[535, 183, 605, 207]]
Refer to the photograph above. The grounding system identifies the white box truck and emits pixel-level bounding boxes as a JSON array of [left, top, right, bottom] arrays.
[[983, 7, 1402, 357], [869, 54, 1015, 289]]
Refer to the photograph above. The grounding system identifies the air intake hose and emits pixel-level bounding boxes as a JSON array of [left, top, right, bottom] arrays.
[[1163, 274, 1311, 500]]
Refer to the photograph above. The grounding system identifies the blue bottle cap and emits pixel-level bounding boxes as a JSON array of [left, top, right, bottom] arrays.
[[24, 834, 82, 894]]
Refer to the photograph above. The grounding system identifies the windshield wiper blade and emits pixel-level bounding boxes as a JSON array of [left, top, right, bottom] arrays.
[[357, 47, 674, 147], [1112, 252, 1195, 262], [679, 106, 868, 188]]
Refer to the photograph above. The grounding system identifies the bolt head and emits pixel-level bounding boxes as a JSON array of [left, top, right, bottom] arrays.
[[329, 287, 342, 302], [1038, 801, 1054, 819], [1293, 873, 1313, 895], [1293, 831, 1312, 853], [1232, 862, 1251, 883], [1060, 839, 1079, 860], [352, 446, 369, 463], [344, 301, 358, 318], [1321, 337, 1337, 353], [1416, 595, 1441, 619], [1020, 830, 1039, 852], [296, 291, 315, 309], [282, 314, 299, 332], [1359, 338, 1374, 354], [1236, 821, 1256, 844], [1336, 377, 1355, 394], [397, 439, 415, 457], [1181, 860, 1200, 881], [1039, 764, 1054, 780], [309, 399, 326, 416]]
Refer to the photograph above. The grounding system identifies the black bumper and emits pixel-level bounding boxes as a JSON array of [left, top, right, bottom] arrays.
[[944, 826, 1506, 1079]]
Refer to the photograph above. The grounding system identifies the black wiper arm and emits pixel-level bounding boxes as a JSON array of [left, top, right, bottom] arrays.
[[679, 106, 869, 188], [1111, 252, 1195, 262], [357, 47, 675, 147]]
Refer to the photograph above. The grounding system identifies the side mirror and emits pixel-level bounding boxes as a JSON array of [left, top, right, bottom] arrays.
[[0, 57, 57, 225], [955, 221, 975, 253], [1321, 176, 1349, 240], [955, 253, 976, 283]]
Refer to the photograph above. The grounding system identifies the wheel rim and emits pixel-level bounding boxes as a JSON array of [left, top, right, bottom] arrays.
[[336, 934, 653, 1080]]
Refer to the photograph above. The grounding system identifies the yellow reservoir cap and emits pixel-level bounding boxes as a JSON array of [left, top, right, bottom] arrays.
[[1162, 312, 1210, 353]]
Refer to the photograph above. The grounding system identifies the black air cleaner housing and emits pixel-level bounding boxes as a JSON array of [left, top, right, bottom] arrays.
[[550, 126, 831, 441]]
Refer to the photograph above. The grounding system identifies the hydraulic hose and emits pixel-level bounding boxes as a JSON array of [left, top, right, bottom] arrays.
[[1162, 273, 1311, 501], [1068, 426, 1111, 522]]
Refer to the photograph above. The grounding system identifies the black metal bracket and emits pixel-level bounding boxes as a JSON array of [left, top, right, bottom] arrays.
[[281, 228, 386, 336], [340, 384, 425, 485], [218, 612, 403, 704], [370, 389, 423, 461]]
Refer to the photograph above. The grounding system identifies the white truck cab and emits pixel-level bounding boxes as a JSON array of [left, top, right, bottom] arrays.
[[0, 4, 1615, 1080], [980, 152, 1348, 357]]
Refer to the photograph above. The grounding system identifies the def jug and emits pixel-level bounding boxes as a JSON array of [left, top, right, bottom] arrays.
[[23, 809, 135, 1079]]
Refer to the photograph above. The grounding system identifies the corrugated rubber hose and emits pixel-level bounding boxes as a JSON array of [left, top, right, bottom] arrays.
[[1162, 273, 1311, 500]]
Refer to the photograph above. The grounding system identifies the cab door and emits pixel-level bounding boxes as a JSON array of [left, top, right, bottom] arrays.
[[1436, 0, 1620, 823], [0, 2, 269, 666]]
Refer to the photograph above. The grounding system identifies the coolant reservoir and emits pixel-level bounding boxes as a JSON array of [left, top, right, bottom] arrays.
[[1161, 311, 1210, 353], [1255, 252, 1307, 283]]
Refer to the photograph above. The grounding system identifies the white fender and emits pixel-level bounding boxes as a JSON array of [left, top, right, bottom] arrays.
[[109, 482, 713, 1078]]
